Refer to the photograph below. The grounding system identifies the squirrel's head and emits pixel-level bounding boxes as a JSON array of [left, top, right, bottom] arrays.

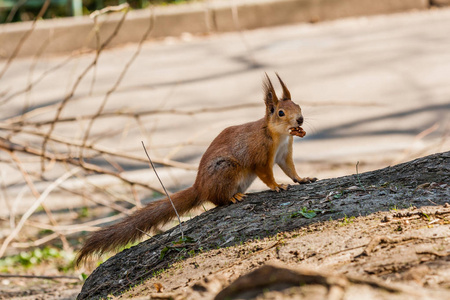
[[263, 73, 303, 135]]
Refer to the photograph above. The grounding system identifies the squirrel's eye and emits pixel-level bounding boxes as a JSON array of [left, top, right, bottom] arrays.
[[278, 110, 285, 117]]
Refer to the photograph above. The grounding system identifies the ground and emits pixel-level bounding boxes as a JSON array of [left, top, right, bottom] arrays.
[[121, 204, 450, 300]]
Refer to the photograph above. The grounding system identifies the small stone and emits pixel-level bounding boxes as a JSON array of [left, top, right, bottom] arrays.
[[382, 215, 393, 222]]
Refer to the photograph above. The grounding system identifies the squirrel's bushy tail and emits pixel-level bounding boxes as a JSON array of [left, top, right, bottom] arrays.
[[76, 187, 199, 265]]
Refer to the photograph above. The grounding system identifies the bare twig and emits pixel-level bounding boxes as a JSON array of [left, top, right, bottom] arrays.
[[8, 213, 127, 249], [63, 183, 132, 215], [0, 0, 51, 80], [26, 213, 127, 234], [0, 125, 196, 170], [40, 4, 130, 173], [395, 122, 440, 164], [230, 0, 257, 66], [5, 0, 28, 23], [141, 141, 184, 240], [0, 137, 165, 194], [11, 232, 60, 249], [72, 178, 136, 206], [164, 126, 210, 160], [0, 52, 86, 106], [356, 236, 421, 258], [130, 185, 142, 208], [7, 151, 70, 251], [89, 17, 101, 96], [80, 5, 155, 164], [12, 103, 261, 126], [355, 161, 366, 192], [4, 99, 379, 126], [23, 37, 50, 116], [0, 168, 13, 227], [0, 274, 79, 281], [416, 250, 449, 257], [392, 209, 450, 218], [89, 3, 130, 19], [0, 167, 81, 257]]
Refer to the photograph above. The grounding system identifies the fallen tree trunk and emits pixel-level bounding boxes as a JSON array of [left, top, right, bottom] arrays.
[[78, 151, 450, 299]]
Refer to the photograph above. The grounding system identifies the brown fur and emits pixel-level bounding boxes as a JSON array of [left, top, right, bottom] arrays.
[[76, 73, 316, 265]]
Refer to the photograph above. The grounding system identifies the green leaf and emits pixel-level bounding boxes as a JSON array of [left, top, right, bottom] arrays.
[[80, 273, 88, 281], [299, 207, 317, 219], [290, 207, 317, 219], [160, 246, 171, 260], [333, 191, 343, 199], [182, 236, 196, 243], [172, 236, 196, 245]]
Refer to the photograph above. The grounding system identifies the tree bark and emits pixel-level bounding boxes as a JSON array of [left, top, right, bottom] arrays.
[[78, 151, 450, 299]]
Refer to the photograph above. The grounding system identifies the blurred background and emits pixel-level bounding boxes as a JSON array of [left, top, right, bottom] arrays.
[[0, 0, 449, 296], [1, 0, 160, 23]]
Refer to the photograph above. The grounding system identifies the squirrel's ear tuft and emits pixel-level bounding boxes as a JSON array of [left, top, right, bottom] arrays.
[[263, 73, 278, 113], [276, 72, 291, 100]]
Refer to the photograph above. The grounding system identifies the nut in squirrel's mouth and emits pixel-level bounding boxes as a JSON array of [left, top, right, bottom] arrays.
[[289, 126, 306, 138]]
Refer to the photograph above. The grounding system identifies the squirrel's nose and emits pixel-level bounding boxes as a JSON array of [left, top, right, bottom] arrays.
[[297, 116, 304, 125]]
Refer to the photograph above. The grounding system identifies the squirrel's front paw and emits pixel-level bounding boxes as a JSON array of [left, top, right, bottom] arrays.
[[294, 177, 317, 184]]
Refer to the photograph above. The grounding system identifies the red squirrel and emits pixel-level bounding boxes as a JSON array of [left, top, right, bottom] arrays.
[[76, 73, 317, 265]]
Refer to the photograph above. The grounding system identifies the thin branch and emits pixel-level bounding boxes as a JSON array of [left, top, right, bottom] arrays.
[[40, 4, 130, 173], [12, 103, 261, 126], [230, 0, 257, 67], [164, 126, 210, 160], [355, 161, 366, 192], [0, 125, 197, 170], [62, 183, 132, 215], [0, 0, 51, 80], [80, 6, 155, 163], [26, 212, 127, 234], [0, 168, 13, 228], [11, 232, 60, 249], [89, 17, 101, 96], [10, 187, 28, 230], [7, 151, 70, 251], [78, 182, 135, 212], [141, 141, 184, 240], [0, 51, 87, 106], [0, 274, 79, 281], [23, 36, 50, 116], [5, 0, 28, 23], [89, 3, 130, 19], [5, 99, 380, 127], [130, 185, 142, 208], [0, 137, 165, 194], [0, 167, 81, 258]]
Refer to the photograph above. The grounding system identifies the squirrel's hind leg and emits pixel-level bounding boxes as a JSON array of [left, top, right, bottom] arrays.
[[230, 192, 246, 203], [294, 177, 318, 184], [198, 157, 247, 206]]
